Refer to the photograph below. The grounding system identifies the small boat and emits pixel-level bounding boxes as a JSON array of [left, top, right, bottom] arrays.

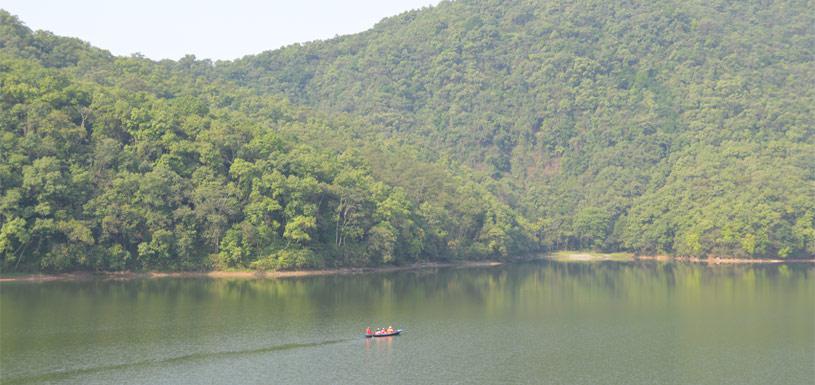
[[365, 329, 402, 338]]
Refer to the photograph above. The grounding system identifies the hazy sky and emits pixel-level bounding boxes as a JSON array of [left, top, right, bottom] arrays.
[[3, 0, 439, 61]]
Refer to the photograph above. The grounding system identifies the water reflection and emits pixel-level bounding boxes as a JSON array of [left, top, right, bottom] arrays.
[[364, 335, 395, 354], [1, 261, 813, 385]]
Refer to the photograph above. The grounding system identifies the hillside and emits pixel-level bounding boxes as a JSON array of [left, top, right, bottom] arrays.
[[1, 0, 813, 274], [0, 10, 535, 272], [218, 0, 815, 258]]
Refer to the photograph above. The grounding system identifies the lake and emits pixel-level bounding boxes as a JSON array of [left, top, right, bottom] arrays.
[[1, 261, 813, 384]]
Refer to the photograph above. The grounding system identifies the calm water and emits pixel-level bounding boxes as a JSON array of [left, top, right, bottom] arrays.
[[1, 261, 813, 384]]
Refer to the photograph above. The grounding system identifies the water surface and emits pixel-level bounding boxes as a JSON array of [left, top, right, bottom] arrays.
[[1, 261, 813, 384]]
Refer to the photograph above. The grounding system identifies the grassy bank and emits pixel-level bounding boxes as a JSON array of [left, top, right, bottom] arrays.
[[542, 251, 636, 262]]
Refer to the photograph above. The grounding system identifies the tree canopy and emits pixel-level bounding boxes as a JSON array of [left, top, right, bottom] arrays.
[[0, 10, 535, 272], [217, 0, 815, 259], [1, 0, 813, 272]]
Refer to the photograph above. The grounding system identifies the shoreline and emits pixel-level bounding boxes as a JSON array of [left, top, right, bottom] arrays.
[[634, 255, 815, 264], [542, 252, 815, 264], [0, 261, 503, 283], [3, 254, 814, 282]]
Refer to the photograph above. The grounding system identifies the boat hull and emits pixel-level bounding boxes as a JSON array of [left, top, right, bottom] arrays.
[[365, 330, 402, 338]]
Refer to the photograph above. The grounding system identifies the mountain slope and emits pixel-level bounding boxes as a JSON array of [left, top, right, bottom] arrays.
[[1, 0, 813, 269], [218, 0, 815, 258], [0, 10, 535, 272]]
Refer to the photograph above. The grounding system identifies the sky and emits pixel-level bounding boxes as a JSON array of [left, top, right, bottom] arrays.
[[2, 0, 439, 61]]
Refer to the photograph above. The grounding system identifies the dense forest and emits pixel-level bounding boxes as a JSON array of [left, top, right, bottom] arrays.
[[0, 10, 535, 272], [217, 0, 815, 259], [1, 0, 813, 272]]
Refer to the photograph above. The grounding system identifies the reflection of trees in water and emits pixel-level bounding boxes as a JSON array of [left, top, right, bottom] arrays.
[[508, 261, 813, 306], [4, 263, 809, 306], [4, 263, 811, 329], [2, 262, 812, 365]]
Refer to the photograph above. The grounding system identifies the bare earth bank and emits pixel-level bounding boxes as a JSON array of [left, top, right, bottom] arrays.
[[4, 254, 814, 282], [0, 261, 502, 282]]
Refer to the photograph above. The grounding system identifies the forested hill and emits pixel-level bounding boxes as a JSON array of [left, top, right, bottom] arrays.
[[218, 0, 815, 259], [0, 0, 813, 275], [0, 10, 536, 273]]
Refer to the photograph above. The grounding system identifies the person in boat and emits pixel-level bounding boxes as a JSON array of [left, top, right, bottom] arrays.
[[387, 326, 394, 333], [366, 327, 372, 336]]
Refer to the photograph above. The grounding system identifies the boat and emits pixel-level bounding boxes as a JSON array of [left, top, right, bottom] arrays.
[[365, 329, 402, 338]]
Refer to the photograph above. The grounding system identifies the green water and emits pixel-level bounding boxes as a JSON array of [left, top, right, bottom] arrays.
[[1, 261, 813, 384]]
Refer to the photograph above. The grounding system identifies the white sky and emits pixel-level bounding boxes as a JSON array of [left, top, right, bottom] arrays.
[[2, 0, 439, 61]]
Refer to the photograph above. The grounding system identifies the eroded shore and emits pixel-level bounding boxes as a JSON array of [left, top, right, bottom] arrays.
[[4, 254, 814, 282], [0, 261, 503, 282]]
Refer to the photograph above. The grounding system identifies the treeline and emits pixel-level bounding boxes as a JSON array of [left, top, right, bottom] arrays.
[[216, 0, 815, 259], [0, 11, 535, 272]]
